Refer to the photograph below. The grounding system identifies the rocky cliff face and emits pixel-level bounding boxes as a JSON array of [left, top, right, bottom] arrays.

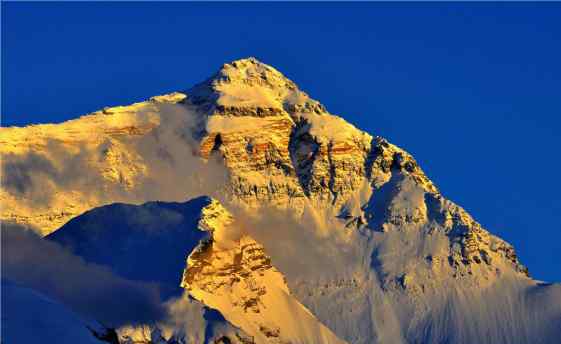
[[3, 58, 558, 344], [181, 199, 345, 344], [190, 58, 375, 210], [181, 58, 528, 285]]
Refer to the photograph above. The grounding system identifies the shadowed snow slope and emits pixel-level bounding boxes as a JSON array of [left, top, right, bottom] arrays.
[[2, 58, 560, 343], [1, 280, 253, 344], [1, 280, 104, 344], [47, 196, 213, 299]]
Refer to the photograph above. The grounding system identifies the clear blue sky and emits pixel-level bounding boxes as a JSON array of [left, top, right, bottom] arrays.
[[2, 3, 560, 282]]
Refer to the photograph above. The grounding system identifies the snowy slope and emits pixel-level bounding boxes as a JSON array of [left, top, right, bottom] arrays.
[[47, 196, 213, 298], [1, 280, 104, 344], [0, 93, 223, 236], [115, 295, 254, 344], [1, 279, 253, 344]]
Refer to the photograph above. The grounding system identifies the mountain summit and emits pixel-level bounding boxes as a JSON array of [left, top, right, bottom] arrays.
[[2, 58, 560, 344], [188, 57, 323, 116]]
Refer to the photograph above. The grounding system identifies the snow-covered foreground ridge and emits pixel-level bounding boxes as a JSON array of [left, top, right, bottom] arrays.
[[46, 196, 344, 344], [47, 197, 343, 343], [2, 58, 561, 343]]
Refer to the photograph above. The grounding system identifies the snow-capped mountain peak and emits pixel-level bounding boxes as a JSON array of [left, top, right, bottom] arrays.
[[2, 58, 560, 344], [187, 57, 322, 117]]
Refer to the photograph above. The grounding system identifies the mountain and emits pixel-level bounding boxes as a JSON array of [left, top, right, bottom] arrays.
[[2, 57, 560, 343]]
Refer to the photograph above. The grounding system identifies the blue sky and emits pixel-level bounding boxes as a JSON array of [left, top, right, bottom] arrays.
[[2, 2, 561, 281]]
